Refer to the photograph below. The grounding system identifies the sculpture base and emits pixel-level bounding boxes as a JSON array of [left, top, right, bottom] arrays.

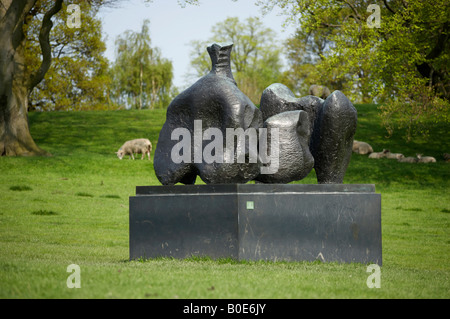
[[129, 184, 381, 264]]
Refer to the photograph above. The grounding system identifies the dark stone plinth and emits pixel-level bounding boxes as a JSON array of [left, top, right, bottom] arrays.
[[129, 184, 381, 264]]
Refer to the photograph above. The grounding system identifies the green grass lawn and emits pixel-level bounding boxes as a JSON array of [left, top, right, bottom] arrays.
[[0, 105, 449, 299]]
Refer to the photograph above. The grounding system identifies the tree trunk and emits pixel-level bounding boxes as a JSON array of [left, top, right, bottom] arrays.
[[0, 0, 62, 156], [0, 30, 48, 156], [415, 22, 449, 100], [0, 81, 50, 157]]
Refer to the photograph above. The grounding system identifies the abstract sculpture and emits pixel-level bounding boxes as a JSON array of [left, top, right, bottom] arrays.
[[154, 43, 357, 185], [154, 43, 262, 185]]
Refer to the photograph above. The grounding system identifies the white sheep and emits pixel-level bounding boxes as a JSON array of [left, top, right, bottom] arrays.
[[398, 156, 418, 163], [352, 140, 373, 155], [385, 151, 404, 160], [417, 154, 436, 163], [368, 149, 388, 159], [116, 138, 152, 160], [309, 84, 331, 99]]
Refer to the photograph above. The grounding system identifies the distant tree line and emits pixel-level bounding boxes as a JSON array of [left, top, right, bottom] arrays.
[[29, 12, 285, 111], [26, 9, 286, 110], [25, 5, 175, 111]]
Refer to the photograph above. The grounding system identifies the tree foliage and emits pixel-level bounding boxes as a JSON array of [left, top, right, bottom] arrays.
[[188, 16, 283, 104], [258, 0, 450, 140], [283, 27, 347, 97], [25, 1, 111, 111], [109, 19, 174, 109]]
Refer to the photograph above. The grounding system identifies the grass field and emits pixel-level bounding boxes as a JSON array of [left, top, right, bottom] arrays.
[[0, 104, 449, 299]]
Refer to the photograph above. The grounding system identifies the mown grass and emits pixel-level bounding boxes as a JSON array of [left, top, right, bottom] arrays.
[[0, 106, 449, 299]]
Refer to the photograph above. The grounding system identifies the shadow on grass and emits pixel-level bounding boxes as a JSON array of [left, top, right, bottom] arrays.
[[31, 210, 58, 216], [10, 185, 33, 191]]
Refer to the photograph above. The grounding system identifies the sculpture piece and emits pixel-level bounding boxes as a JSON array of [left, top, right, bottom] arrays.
[[154, 43, 262, 185], [310, 91, 357, 183], [259, 83, 323, 141], [259, 83, 357, 184], [255, 110, 314, 184]]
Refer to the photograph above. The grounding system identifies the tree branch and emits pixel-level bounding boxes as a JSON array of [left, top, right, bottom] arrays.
[[383, 0, 396, 14], [416, 22, 449, 79], [27, 0, 63, 92], [1, 0, 36, 50], [1, 0, 33, 31], [426, 21, 449, 60], [320, 22, 342, 28], [341, 0, 362, 22]]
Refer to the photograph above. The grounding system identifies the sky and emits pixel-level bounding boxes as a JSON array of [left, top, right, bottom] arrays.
[[97, 0, 297, 90]]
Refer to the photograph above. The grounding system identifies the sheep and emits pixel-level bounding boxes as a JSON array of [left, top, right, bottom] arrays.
[[384, 151, 404, 160], [417, 154, 436, 163], [443, 153, 450, 162], [398, 156, 418, 163], [116, 138, 152, 160], [352, 140, 373, 155], [368, 149, 388, 159], [309, 84, 331, 99]]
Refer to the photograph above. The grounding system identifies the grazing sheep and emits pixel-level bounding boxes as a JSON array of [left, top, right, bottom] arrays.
[[352, 140, 373, 155], [368, 149, 388, 159], [417, 154, 436, 163], [398, 156, 418, 163], [309, 84, 331, 99], [116, 138, 152, 160], [385, 151, 404, 160]]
